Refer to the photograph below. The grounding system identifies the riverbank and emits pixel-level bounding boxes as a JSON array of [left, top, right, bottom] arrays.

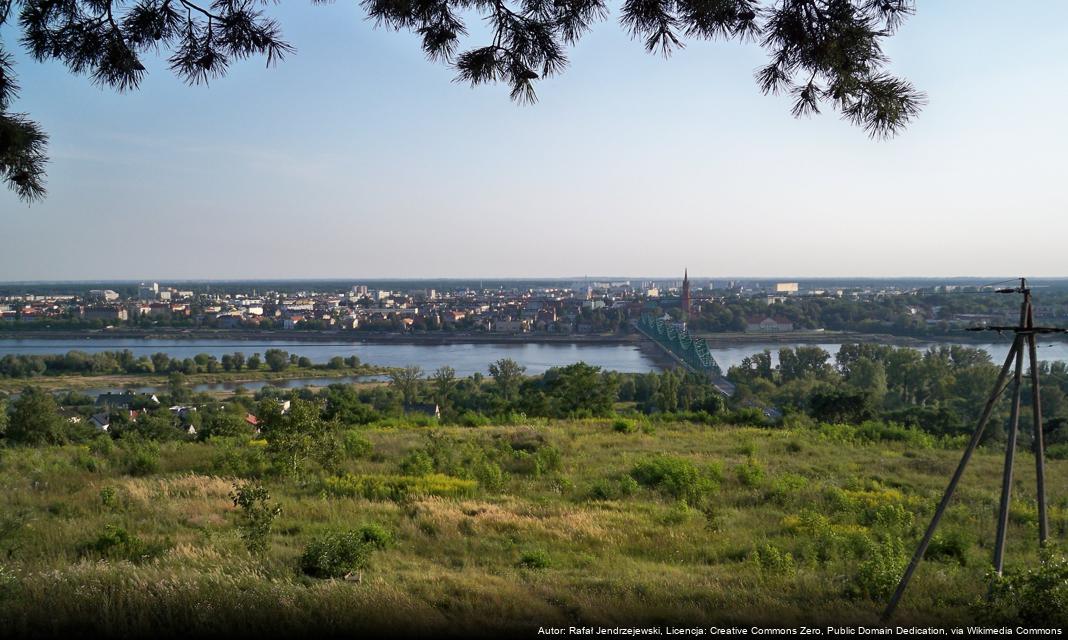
[[0, 329, 640, 345], [0, 366, 388, 395], [0, 327, 1035, 347], [693, 329, 1019, 347]]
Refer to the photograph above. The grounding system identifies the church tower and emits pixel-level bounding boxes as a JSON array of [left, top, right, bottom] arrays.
[[681, 268, 691, 323]]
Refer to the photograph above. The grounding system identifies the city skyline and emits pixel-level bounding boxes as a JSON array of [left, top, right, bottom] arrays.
[[1, 2, 1065, 280]]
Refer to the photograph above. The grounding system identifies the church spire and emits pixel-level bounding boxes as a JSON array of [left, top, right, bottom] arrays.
[[681, 268, 691, 323]]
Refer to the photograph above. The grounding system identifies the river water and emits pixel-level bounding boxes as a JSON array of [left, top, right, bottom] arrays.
[[2, 338, 1067, 396]]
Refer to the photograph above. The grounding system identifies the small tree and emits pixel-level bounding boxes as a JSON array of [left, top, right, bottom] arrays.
[[264, 349, 290, 372], [167, 372, 188, 402], [390, 365, 424, 407], [489, 358, 526, 404], [230, 482, 281, 557], [8, 386, 66, 445], [432, 366, 458, 416], [258, 399, 342, 475]]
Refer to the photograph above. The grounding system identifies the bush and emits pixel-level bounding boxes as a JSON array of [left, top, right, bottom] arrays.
[[79, 525, 167, 564], [1047, 443, 1068, 460], [867, 502, 914, 532], [735, 457, 765, 488], [612, 418, 637, 434], [630, 455, 718, 505], [587, 475, 639, 501], [532, 445, 562, 476], [70, 448, 102, 472], [979, 551, 1068, 625], [473, 460, 505, 491], [88, 435, 115, 457], [854, 420, 935, 448], [230, 482, 281, 557], [457, 412, 492, 428], [299, 530, 377, 579], [356, 523, 393, 549], [518, 549, 551, 570], [749, 542, 796, 575], [120, 439, 160, 476], [726, 408, 768, 426], [322, 473, 476, 501], [342, 431, 373, 458], [399, 450, 435, 476], [767, 473, 808, 503], [212, 439, 269, 478], [99, 486, 118, 508], [925, 530, 970, 566], [854, 536, 907, 600]]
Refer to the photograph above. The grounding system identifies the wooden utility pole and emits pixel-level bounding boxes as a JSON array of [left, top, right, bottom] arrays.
[[882, 278, 1062, 621]]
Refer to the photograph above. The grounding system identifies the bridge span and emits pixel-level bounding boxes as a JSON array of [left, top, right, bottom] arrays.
[[634, 315, 736, 397]]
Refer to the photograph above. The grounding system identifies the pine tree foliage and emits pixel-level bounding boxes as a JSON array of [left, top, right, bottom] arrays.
[[0, 0, 925, 202]]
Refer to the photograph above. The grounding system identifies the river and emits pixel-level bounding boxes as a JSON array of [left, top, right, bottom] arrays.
[[3, 337, 1067, 393]]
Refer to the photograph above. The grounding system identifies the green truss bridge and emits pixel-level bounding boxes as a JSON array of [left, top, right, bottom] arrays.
[[635, 314, 736, 397]]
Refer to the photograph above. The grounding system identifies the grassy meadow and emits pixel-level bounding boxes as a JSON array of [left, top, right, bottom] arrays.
[[0, 418, 1064, 637]]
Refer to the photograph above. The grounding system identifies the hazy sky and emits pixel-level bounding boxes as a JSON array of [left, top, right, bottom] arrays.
[[0, 2, 1065, 281]]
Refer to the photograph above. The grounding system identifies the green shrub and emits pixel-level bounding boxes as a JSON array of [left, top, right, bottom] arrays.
[[120, 439, 160, 476], [212, 439, 269, 478], [79, 525, 167, 563], [855, 420, 934, 448], [868, 502, 914, 532], [1047, 443, 1068, 460], [299, 530, 376, 578], [457, 412, 492, 427], [343, 431, 373, 458], [70, 448, 102, 472], [532, 445, 562, 476], [854, 536, 907, 600], [736, 441, 757, 456], [925, 530, 970, 566], [660, 500, 695, 525], [230, 482, 281, 557], [473, 460, 505, 491], [979, 551, 1068, 625], [767, 473, 808, 503], [322, 473, 476, 501], [88, 435, 115, 457], [726, 408, 767, 426], [587, 475, 639, 501], [630, 455, 717, 505], [613, 418, 637, 434], [735, 457, 765, 488], [749, 542, 796, 575], [399, 450, 434, 476], [518, 549, 551, 570], [356, 523, 393, 549], [99, 486, 118, 508], [784, 511, 832, 564]]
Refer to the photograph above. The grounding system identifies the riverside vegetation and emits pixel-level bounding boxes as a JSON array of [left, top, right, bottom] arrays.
[[0, 352, 1066, 636]]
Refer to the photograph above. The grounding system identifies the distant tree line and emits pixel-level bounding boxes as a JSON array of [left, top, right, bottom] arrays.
[[0, 349, 363, 378], [728, 343, 1068, 450], [5, 348, 1068, 461]]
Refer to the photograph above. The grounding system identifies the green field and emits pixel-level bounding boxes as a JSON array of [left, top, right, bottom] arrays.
[[0, 419, 1064, 637]]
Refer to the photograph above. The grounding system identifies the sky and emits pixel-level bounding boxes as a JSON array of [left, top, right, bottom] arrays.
[[0, 2, 1065, 281]]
